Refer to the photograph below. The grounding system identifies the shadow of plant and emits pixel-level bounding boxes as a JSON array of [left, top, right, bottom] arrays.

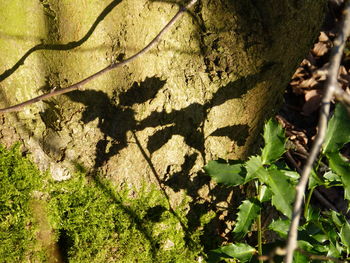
[[65, 72, 265, 252]]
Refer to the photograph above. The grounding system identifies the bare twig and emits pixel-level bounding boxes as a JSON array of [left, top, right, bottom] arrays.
[[296, 248, 347, 263], [334, 85, 350, 107], [284, 2, 350, 263], [0, 0, 197, 114]]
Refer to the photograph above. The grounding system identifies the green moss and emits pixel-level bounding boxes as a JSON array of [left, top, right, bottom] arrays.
[[0, 144, 46, 262], [47, 173, 204, 262], [0, 143, 208, 262]]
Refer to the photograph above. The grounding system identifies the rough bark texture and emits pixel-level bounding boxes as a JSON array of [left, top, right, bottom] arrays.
[[0, 0, 325, 246]]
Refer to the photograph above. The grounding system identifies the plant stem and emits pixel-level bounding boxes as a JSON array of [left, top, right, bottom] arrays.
[[257, 213, 263, 263], [304, 187, 314, 219], [257, 182, 263, 263]]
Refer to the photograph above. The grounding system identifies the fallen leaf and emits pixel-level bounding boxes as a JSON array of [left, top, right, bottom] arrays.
[[303, 89, 323, 115]]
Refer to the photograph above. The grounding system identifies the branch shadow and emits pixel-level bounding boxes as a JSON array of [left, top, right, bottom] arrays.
[[0, 0, 123, 82]]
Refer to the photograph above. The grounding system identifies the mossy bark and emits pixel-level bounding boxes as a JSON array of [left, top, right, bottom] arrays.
[[0, 0, 325, 242]]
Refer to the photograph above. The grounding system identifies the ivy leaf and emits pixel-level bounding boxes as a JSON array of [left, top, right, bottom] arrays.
[[264, 169, 295, 218], [269, 219, 290, 238], [261, 119, 286, 164], [209, 243, 256, 263], [327, 152, 350, 200], [340, 221, 350, 254], [323, 103, 350, 154], [233, 199, 261, 239], [204, 160, 245, 186]]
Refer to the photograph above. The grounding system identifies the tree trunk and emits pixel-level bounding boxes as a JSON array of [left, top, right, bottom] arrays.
[[0, 0, 325, 253]]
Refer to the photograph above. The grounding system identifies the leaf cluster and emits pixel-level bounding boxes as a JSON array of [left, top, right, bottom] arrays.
[[205, 104, 350, 262]]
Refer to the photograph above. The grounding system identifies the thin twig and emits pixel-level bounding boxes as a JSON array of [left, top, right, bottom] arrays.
[[334, 85, 350, 107], [0, 0, 197, 114], [296, 248, 347, 263], [284, 2, 350, 263]]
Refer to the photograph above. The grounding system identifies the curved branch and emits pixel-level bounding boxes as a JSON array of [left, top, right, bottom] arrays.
[[0, 0, 197, 114]]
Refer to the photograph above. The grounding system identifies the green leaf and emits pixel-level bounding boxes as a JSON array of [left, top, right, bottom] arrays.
[[265, 169, 295, 218], [269, 219, 290, 238], [324, 170, 341, 183], [216, 243, 256, 262], [327, 242, 342, 258], [323, 103, 350, 154], [233, 199, 261, 239], [259, 184, 272, 202], [330, 210, 343, 229], [308, 169, 324, 189], [261, 119, 286, 164], [327, 152, 350, 200], [245, 155, 265, 182], [293, 250, 308, 263], [204, 160, 245, 186], [340, 221, 350, 253]]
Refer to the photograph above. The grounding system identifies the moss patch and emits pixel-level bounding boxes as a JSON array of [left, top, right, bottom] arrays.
[[0, 144, 47, 262], [0, 144, 206, 262]]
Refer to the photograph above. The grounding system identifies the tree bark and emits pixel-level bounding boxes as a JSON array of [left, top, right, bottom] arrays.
[[0, 0, 325, 233]]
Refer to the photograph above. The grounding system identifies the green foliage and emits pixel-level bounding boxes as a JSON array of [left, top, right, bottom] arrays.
[[0, 144, 205, 262], [0, 144, 46, 262], [204, 160, 245, 186], [233, 199, 261, 239], [261, 119, 286, 164], [48, 174, 203, 263], [323, 103, 350, 154], [208, 243, 256, 263], [205, 112, 350, 262], [323, 104, 350, 200]]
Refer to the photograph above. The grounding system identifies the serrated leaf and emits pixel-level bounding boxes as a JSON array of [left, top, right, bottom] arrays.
[[204, 160, 245, 186], [261, 119, 286, 164], [233, 199, 261, 239], [327, 152, 350, 200], [218, 243, 256, 262], [259, 184, 272, 202], [266, 169, 295, 218], [340, 221, 350, 253], [245, 155, 266, 182], [269, 219, 290, 238], [323, 103, 350, 154]]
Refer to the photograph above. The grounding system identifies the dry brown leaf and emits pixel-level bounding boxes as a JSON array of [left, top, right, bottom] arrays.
[[339, 65, 347, 76], [319, 31, 329, 42], [299, 77, 319, 89], [312, 42, 330, 57], [303, 89, 322, 115]]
